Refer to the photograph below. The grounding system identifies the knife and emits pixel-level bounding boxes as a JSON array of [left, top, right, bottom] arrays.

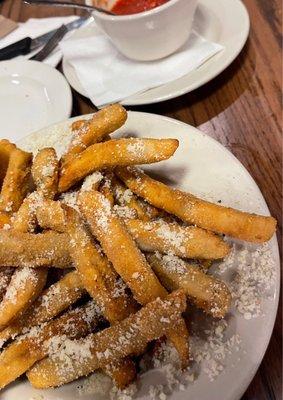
[[0, 16, 87, 61]]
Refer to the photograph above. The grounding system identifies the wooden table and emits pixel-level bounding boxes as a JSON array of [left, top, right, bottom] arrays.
[[0, 0, 282, 399]]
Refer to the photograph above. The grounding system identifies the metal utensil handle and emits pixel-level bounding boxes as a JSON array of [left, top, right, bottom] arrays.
[[23, 0, 115, 15], [0, 37, 32, 61], [31, 24, 68, 62]]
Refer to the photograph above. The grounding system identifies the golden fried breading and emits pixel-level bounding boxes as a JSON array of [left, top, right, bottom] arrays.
[[36, 202, 138, 388], [0, 148, 32, 213], [11, 196, 37, 233], [63, 205, 138, 324], [125, 219, 230, 259], [5, 148, 59, 330], [70, 119, 85, 131], [0, 267, 47, 331], [36, 199, 66, 232], [201, 259, 213, 270], [0, 230, 71, 268], [147, 253, 231, 318], [0, 271, 85, 346], [0, 211, 10, 229], [59, 138, 179, 192], [0, 139, 16, 188], [27, 291, 187, 389], [0, 301, 100, 389], [31, 147, 59, 199], [0, 268, 13, 302], [116, 167, 277, 243], [105, 358, 137, 390], [78, 190, 189, 367], [78, 190, 167, 304], [99, 173, 115, 206], [112, 174, 161, 221], [62, 104, 127, 164], [12, 148, 58, 232]]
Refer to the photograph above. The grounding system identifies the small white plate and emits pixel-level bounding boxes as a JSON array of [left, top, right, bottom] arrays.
[[62, 0, 250, 106], [4, 112, 279, 400], [0, 60, 72, 142]]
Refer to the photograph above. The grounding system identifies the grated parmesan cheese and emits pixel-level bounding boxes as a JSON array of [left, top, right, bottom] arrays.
[[112, 277, 128, 299], [60, 191, 80, 213], [155, 223, 186, 255], [81, 172, 104, 192], [113, 205, 137, 219], [3, 200, 13, 212], [2, 223, 11, 230], [95, 196, 112, 230], [127, 141, 146, 158], [41, 163, 55, 178], [217, 242, 276, 319], [154, 252, 188, 274], [190, 318, 241, 382], [3, 267, 37, 305], [15, 125, 278, 400]]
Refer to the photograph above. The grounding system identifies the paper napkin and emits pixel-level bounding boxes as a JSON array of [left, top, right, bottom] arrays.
[[60, 23, 224, 106]]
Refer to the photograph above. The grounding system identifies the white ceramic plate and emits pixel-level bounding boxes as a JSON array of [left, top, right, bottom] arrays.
[[2, 112, 279, 400], [0, 60, 72, 142], [62, 0, 250, 106]]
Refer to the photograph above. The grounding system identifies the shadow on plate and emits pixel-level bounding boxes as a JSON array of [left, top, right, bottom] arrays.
[[131, 38, 255, 128]]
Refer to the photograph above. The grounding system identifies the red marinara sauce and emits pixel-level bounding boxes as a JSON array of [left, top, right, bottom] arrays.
[[111, 0, 169, 15]]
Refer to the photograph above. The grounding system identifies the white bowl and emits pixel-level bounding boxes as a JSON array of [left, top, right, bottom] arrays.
[[89, 0, 198, 61]]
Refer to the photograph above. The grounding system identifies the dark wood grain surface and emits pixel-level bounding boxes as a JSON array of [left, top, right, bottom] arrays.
[[0, 0, 282, 398]]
